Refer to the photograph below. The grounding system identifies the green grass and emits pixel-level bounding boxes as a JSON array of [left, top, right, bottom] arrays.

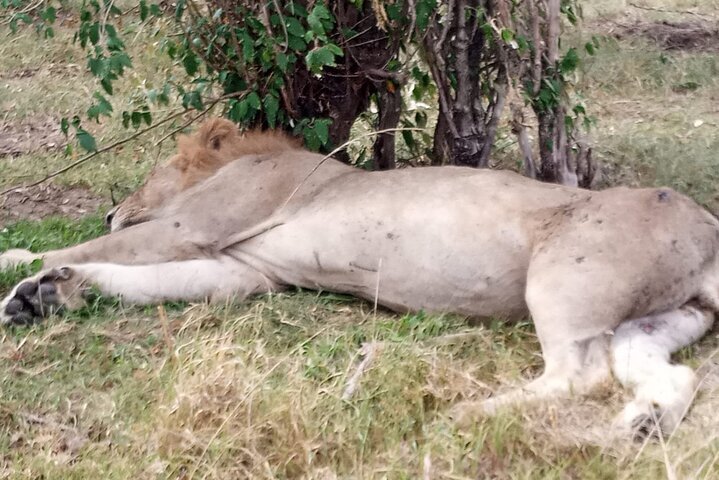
[[2, 1, 719, 478]]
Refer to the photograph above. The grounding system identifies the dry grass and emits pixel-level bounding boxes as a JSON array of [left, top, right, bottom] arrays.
[[2, 0, 719, 478], [1, 294, 717, 478]]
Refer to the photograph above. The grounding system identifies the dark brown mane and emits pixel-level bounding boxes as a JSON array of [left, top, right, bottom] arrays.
[[170, 118, 303, 188]]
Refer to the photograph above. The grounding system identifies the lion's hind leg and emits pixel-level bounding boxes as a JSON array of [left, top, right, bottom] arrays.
[[451, 270, 618, 428], [451, 318, 614, 427], [1, 258, 277, 325], [612, 305, 714, 441]]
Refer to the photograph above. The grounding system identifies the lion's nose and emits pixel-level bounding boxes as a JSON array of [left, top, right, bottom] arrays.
[[105, 207, 118, 228]]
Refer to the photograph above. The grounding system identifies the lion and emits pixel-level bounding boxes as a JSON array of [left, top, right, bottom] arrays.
[[2, 118, 717, 439]]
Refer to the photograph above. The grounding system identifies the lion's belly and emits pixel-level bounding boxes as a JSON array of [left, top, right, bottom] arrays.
[[238, 200, 534, 318]]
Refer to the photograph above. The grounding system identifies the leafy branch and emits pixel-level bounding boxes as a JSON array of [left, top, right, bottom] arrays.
[[0, 92, 245, 197]]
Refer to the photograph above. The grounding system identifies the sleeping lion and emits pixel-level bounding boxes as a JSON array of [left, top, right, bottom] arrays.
[[2, 118, 717, 439]]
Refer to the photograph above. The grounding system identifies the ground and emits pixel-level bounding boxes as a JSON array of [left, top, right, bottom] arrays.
[[1, 1, 719, 479]]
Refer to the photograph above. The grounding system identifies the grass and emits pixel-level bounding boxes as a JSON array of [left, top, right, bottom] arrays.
[[2, 0, 719, 478]]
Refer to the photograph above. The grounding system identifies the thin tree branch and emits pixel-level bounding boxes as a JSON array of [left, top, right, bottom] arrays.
[[510, 103, 537, 179], [628, 2, 714, 19], [1, 92, 245, 197], [281, 127, 429, 210], [153, 91, 246, 147]]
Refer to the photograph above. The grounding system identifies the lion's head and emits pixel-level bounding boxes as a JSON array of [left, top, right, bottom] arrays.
[[106, 118, 300, 231]]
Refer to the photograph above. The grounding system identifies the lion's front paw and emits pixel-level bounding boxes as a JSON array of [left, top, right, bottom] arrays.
[[0, 249, 40, 270], [0, 268, 76, 325]]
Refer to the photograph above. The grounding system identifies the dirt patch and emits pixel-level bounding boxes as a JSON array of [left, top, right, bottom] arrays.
[[0, 117, 66, 157], [0, 63, 83, 81], [0, 116, 67, 157], [614, 20, 719, 51], [0, 117, 67, 157], [0, 183, 106, 227]]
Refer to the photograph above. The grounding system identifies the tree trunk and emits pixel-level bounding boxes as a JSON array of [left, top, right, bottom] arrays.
[[372, 83, 402, 170]]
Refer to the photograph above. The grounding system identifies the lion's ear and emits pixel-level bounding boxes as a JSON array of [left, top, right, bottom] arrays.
[[197, 118, 238, 151]]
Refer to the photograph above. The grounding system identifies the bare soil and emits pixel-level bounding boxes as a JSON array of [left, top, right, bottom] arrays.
[[0, 183, 105, 227], [0, 116, 66, 157], [613, 20, 719, 51]]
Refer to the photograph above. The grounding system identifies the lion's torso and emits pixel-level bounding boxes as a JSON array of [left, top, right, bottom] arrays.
[[152, 151, 719, 321]]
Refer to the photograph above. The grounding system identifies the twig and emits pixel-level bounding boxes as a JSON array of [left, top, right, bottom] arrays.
[[654, 407, 678, 480], [280, 127, 428, 210], [425, 330, 486, 346], [342, 342, 384, 400], [11, 360, 60, 376], [628, 2, 714, 19], [157, 305, 175, 353], [19, 411, 76, 432], [423, 452, 432, 480], [153, 91, 245, 147], [271, 0, 288, 52], [373, 257, 382, 316]]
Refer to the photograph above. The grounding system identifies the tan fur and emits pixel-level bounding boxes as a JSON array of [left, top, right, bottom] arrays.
[[3, 117, 719, 437], [172, 118, 301, 188], [107, 119, 301, 228]]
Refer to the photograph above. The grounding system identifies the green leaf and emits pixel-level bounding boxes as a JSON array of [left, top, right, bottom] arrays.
[[107, 2, 122, 15], [415, 0, 437, 31], [559, 48, 579, 74], [285, 17, 305, 37], [325, 42, 343, 55], [305, 45, 342, 74], [182, 91, 203, 110], [41, 6, 56, 23], [287, 34, 306, 51], [314, 119, 330, 146], [241, 30, 254, 62], [182, 51, 199, 76], [385, 3, 401, 21], [88, 56, 105, 77], [402, 130, 415, 149], [564, 115, 574, 131], [100, 78, 113, 95], [303, 125, 320, 151], [131, 111, 142, 129], [76, 129, 97, 152], [105, 24, 118, 39], [584, 42, 595, 55], [87, 92, 113, 121], [140, 0, 149, 21], [89, 22, 100, 45], [108, 52, 131, 73], [561, 4, 578, 25], [276, 52, 291, 73], [246, 91, 261, 110], [263, 94, 279, 128], [60, 118, 69, 136], [307, 4, 331, 36], [228, 98, 249, 122]]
